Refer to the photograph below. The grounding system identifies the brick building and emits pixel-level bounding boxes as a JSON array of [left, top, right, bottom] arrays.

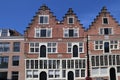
[[0, 29, 25, 80], [24, 5, 86, 80], [88, 7, 120, 80]]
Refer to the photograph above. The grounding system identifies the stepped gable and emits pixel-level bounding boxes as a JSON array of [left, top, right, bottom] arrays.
[[87, 6, 119, 31], [24, 4, 58, 37], [62, 8, 84, 28]]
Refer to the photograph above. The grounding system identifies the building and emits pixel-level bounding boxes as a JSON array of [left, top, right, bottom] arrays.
[[0, 29, 25, 80], [88, 7, 120, 80], [24, 5, 86, 80]]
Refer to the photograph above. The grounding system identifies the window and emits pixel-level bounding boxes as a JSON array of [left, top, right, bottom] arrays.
[[39, 15, 49, 24], [12, 56, 19, 66], [0, 56, 9, 68], [35, 28, 52, 38], [13, 42, 20, 52], [47, 43, 57, 53], [30, 43, 39, 53], [103, 17, 108, 24], [104, 42, 110, 53], [68, 17, 74, 24], [110, 40, 118, 49], [100, 28, 112, 35], [26, 70, 32, 78], [48, 70, 60, 78], [67, 42, 84, 53], [0, 29, 9, 37], [0, 72, 7, 79], [64, 28, 79, 38], [12, 71, 19, 80], [33, 70, 38, 78], [0, 42, 10, 52]]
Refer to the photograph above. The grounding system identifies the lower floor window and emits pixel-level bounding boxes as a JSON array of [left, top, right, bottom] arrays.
[[0, 72, 7, 79], [12, 71, 19, 80]]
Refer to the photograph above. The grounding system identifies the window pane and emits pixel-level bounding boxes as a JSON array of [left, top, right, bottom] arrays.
[[69, 29, 74, 37], [13, 42, 20, 52], [12, 71, 19, 80], [103, 18, 108, 24], [41, 29, 46, 37], [12, 56, 19, 66], [68, 17, 73, 24]]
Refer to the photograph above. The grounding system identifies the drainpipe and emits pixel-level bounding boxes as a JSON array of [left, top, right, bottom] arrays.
[[86, 35, 92, 80]]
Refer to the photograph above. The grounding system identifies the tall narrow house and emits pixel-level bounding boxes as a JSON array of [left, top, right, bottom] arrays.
[[87, 7, 120, 80], [0, 29, 25, 80], [24, 5, 87, 80]]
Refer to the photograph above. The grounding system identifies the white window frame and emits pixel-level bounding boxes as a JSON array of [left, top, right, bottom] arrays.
[[102, 17, 109, 24], [63, 28, 79, 38], [67, 42, 84, 53], [47, 42, 57, 53], [35, 28, 52, 38], [99, 27, 113, 35], [39, 15, 49, 24], [67, 16, 74, 24]]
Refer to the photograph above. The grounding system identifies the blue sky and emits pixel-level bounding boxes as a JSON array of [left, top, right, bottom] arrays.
[[0, 0, 120, 34]]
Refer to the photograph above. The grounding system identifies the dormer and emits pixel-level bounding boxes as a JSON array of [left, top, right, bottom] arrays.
[[0, 29, 10, 37]]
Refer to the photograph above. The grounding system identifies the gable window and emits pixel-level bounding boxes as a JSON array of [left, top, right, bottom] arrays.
[[64, 28, 78, 38], [35, 28, 52, 38], [13, 42, 20, 52], [103, 17, 108, 24], [39, 15, 49, 24], [100, 28, 112, 35], [68, 17, 74, 24]]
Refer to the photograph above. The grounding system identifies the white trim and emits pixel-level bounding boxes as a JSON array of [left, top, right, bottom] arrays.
[[39, 15, 49, 24], [67, 16, 74, 24], [102, 17, 109, 24], [0, 39, 24, 40]]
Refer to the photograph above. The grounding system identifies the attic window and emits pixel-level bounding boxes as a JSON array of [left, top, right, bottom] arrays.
[[39, 15, 49, 24], [103, 17, 108, 24], [0, 29, 9, 37], [68, 17, 74, 24]]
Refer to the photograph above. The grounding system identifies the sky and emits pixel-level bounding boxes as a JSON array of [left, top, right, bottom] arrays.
[[0, 0, 120, 34]]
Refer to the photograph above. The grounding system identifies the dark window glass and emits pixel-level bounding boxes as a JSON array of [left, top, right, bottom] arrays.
[[41, 29, 46, 37], [13, 42, 20, 52], [35, 60, 38, 69], [62, 60, 66, 69], [12, 71, 19, 80], [69, 29, 74, 37], [0, 72, 7, 79], [104, 28, 109, 35], [103, 18, 108, 24], [40, 16, 44, 23], [26, 60, 29, 69], [104, 42, 110, 53], [0, 56, 9, 68], [69, 17, 73, 24], [12, 56, 19, 66], [73, 45, 78, 57]]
